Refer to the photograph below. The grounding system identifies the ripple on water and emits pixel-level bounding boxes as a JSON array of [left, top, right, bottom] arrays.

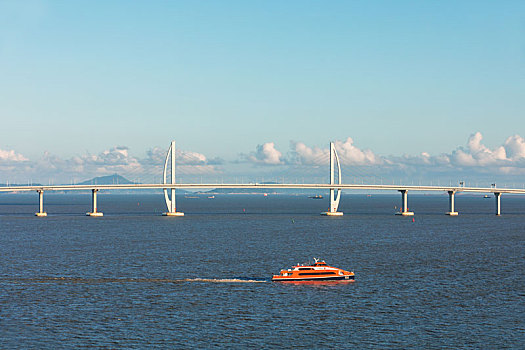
[[1, 194, 524, 348]]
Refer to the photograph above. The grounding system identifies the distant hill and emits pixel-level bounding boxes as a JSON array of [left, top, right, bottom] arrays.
[[77, 174, 135, 185], [2, 176, 323, 195], [75, 174, 190, 194]]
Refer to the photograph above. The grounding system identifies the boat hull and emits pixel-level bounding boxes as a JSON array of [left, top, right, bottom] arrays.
[[272, 275, 354, 282]]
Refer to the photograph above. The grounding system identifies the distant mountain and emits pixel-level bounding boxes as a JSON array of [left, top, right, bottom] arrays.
[[77, 174, 135, 185], [2, 176, 323, 195], [75, 174, 190, 194]]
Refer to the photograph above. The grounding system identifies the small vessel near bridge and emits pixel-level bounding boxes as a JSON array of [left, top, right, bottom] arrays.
[[272, 258, 354, 282], [309, 195, 323, 199], [1, 140, 522, 217]]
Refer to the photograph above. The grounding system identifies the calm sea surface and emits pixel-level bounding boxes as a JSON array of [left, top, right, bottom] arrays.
[[1, 193, 524, 348]]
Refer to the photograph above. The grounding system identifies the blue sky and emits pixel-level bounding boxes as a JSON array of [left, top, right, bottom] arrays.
[[0, 1, 524, 184]]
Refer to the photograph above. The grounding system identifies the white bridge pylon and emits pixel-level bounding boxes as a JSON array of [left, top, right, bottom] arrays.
[[4, 139, 522, 216], [161, 140, 342, 217], [162, 141, 184, 216], [321, 142, 343, 216]]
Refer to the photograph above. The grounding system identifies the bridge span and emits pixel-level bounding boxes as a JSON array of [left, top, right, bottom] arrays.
[[1, 141, 523, 217], [0, 182, 523, 217]]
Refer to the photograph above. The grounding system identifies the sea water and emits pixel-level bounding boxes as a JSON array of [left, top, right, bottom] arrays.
[[1, 193, 524, 348]]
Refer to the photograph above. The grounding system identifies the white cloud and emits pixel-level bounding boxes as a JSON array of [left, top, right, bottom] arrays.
[[0, 148, 27, 162], [144, 147, 166, 165], [146, 146, 212, 165], [245, 142, 284, 165], [144, 146, 219, 175], [3, 133, 525, 184], [504, 134, 525, 160], [86, 146, 220, 177], [449, 132, 522, 168], [288, 133, 525, 180], [335, 137, 381, 165], [291, 142, 327, 165], [177, 150, 207, 165], [451, 149, 477, 167], [290, 138, 381, 165], [57, 146, 142, 176], [391, 132, 525, 177], [0, 148, 31, 182], [0, 145, 221, 183]]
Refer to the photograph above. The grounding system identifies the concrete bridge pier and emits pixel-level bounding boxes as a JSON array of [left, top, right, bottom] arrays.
[[163, 185, 184, 217], [495, 192, 501, 216], [396, 190, 414, 216], [87, 189, 103, 217], [446, 191, 458, 216], [35, 190, 47, 217]]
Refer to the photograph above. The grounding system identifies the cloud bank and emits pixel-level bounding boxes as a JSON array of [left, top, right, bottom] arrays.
[[0, 145, 220, 183], [241, 132, 525, 182], [391, 132, 525, 175], [0, 149, 28, 162], [1, 132, 524, 184]]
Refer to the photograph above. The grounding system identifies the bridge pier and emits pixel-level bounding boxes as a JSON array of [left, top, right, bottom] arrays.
[[396, 190, 414, 216], [495, 192, 501, 216], [321, 187, 344, 216], [163, 186, 184, 216], [163, 211, 184, 217], [446, 191, 458, 216], [86, 189, 103, 217], [35, 190, 47, 217]]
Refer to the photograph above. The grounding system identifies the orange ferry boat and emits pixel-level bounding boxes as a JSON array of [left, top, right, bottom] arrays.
[[272, 258, 354, 282]]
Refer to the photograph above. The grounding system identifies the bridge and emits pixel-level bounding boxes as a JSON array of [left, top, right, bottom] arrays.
[[1, 141, 524, 217]]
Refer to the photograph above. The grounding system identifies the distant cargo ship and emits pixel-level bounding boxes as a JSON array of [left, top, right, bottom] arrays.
[[308, 195, 323, 199]]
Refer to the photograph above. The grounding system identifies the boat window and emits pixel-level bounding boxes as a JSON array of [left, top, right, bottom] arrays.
[[298, 267, 313, 270], [298, 272, 336, 276]]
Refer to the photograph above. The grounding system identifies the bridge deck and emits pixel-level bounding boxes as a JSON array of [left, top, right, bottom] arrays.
[[1, 183, 524, 194]]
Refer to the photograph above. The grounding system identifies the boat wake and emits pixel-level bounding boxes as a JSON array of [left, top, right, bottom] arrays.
[[183, 278, 267, 283], [3, 277, 268, 284]]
